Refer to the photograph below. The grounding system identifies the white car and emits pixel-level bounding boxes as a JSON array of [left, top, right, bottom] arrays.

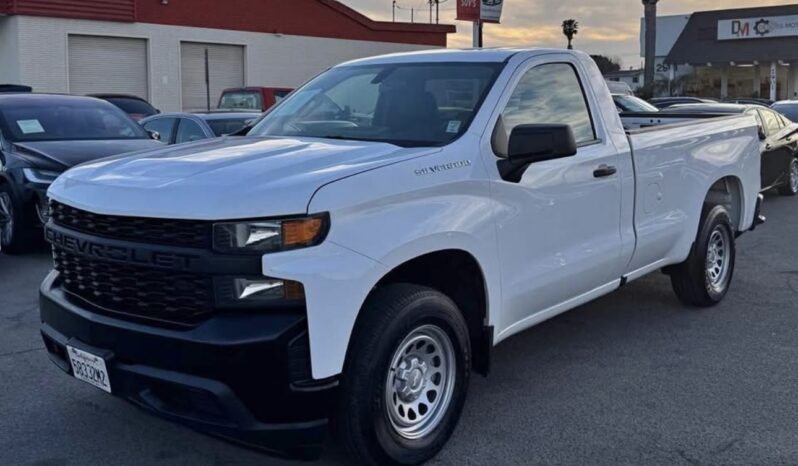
[[40, 49, 763, 465]]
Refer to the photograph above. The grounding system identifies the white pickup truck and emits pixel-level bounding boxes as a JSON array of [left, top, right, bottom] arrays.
[[40, 49, 763, 465]]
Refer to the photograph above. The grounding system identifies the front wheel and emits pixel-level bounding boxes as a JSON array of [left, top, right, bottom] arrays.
[[335, 284, 471, 466], [669, 205, 736, 307], [777, 158, 798, 196], [0, 184, 36, 254]]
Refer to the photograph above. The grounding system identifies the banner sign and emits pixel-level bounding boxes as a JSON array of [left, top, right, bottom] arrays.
[[718, 15, 798, 40], [457, 0, 504, 24]]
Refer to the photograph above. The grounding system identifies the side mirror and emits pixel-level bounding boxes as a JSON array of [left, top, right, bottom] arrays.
[[498, 124, 577, 182], [148, 130, 161, 141], [757, 126, 767, 141]]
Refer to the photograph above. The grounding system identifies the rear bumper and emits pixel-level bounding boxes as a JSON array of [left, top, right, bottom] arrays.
[[39, 271, 336, 458]]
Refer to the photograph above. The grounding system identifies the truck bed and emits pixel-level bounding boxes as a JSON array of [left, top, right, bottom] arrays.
[[620, 111, 743, 131]]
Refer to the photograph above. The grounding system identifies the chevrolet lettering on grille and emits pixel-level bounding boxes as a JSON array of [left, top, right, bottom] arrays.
[[45, 227, 200, 271]]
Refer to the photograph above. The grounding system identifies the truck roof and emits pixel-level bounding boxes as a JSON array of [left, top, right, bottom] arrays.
[[338, 47, 568, 67]]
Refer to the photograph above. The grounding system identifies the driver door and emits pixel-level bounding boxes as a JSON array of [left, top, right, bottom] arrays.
[[486, 58, 626, 336]]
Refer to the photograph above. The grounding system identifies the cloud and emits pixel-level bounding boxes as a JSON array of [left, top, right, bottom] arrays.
[[341, 0, 798, 68]]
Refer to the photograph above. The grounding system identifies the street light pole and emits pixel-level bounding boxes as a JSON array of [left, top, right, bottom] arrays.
[[472, 20, 482, 48]]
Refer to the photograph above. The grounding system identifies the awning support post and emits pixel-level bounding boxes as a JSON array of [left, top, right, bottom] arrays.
[[770, 62, 778, 101]]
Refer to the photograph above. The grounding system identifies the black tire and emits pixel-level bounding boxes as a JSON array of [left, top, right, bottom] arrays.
[[777, 158, 798, 196], [0, 183, 37, 254], [669, 205, 736, 307], [335, 284, 471, 466]]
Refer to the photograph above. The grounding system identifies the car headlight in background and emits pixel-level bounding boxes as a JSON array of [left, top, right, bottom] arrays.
[[213, 213, 329, 253], [22, 168, 61, 184]]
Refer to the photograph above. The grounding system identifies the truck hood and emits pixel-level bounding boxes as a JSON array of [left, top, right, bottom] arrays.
[[13, 139, 162, 170], [49, 136, 434, 220]]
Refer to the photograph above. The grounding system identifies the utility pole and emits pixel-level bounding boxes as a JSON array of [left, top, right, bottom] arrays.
[[411, 7, 414, 23], [429, 0, 433, 23], [642, 0, 659, 93], [392, 0, 396, 22], [435, 0, 440, 24]]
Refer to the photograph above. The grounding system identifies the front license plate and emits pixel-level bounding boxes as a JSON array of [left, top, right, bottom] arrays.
[[67, 345, 112, 393]]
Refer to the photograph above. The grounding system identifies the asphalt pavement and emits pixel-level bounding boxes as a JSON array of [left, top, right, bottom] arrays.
[[1, 194, 797, 466]]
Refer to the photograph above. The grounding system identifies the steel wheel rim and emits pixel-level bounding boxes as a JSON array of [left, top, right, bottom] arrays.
[[705, 226, 731, 292], [790, 160, 798, 193], [385, 324, 456, 440], [0, 192, 13, 246]]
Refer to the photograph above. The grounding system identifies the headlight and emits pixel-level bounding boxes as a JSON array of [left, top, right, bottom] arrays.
[[22, 168, 61, 184], [213, 213, 329, 253]]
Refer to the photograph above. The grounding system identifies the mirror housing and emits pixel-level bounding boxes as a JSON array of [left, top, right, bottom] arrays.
[[757, 126, 767, 141], [148, 130, 161, 141], [498, 124, 578, 182]]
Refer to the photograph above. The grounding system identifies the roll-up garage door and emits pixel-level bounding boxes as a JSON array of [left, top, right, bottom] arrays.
[[68, 35, 148, 99], [181, 42, 245, 111]]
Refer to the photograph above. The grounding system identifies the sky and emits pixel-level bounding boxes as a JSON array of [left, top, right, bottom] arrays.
[[341, 0, 798, 68]]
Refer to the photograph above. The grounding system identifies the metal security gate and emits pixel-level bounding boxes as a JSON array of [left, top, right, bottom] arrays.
[[180, 42, 244, 111], [68, 35, 148, 99]]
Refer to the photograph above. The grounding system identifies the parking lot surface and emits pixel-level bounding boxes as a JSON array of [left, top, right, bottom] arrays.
[[1, 195, 797, 466]]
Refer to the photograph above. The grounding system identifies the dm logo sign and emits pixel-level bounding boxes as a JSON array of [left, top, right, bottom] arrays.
[[719, 15, 798, 40]]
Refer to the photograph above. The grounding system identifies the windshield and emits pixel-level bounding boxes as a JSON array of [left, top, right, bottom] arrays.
[[219, 91, 263, 110], [249, 63, 503, 147], [771, 104, 798, 123], [614, 95, 658, 113], [0, 100, 149, 142]]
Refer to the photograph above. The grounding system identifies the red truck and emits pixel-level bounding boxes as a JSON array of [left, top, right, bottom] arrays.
[[217, 87, 292, 112]]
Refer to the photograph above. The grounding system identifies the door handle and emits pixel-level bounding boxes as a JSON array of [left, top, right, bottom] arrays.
[[593, 164, 617, 178]]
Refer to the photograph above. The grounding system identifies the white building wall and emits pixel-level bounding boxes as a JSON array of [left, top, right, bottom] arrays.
[[0, 16, 21, 85], [13, 15, 435, 111]]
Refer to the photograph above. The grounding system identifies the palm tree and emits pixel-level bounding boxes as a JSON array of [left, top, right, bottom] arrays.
[[562, 19, 579, 50], [642, 0, 659, 91]]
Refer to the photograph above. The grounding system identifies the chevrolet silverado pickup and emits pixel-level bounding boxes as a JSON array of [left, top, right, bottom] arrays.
[[40, 49, 764, 465]]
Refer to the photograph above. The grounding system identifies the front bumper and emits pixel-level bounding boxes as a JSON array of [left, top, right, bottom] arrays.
[[39, 271, 336, 459]]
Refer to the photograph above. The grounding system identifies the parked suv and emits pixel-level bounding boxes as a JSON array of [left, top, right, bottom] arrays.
[[0, 94, 161, 253]]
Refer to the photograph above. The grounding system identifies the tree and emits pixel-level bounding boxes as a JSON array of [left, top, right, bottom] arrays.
[[590, 55, 622, 74], [562, 19, 579, 50], [642, 0, 659, 90]]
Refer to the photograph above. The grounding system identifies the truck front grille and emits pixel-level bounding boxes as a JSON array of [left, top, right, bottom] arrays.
[[51, 201, 212, 249], [53, 246, 214, 327]]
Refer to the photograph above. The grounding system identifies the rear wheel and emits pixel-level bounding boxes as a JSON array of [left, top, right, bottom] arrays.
[[669, 205, 736, 307], [0, 184, 36, 254], [335, 284, 471, 466], [777, 158, 798, 196]]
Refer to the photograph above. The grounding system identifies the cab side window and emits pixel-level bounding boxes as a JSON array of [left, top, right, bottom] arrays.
[[493, 63, 595, 157]]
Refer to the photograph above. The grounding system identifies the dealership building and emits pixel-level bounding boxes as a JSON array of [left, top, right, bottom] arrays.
[[640, 5, 798, 100], [0, 0, 454, 111]]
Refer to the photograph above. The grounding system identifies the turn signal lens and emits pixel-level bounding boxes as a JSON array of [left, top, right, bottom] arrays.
[[282, 217, 324, 248]]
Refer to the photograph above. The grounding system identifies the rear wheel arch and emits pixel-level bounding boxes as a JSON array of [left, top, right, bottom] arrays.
[[704, 175, 743, 232]]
